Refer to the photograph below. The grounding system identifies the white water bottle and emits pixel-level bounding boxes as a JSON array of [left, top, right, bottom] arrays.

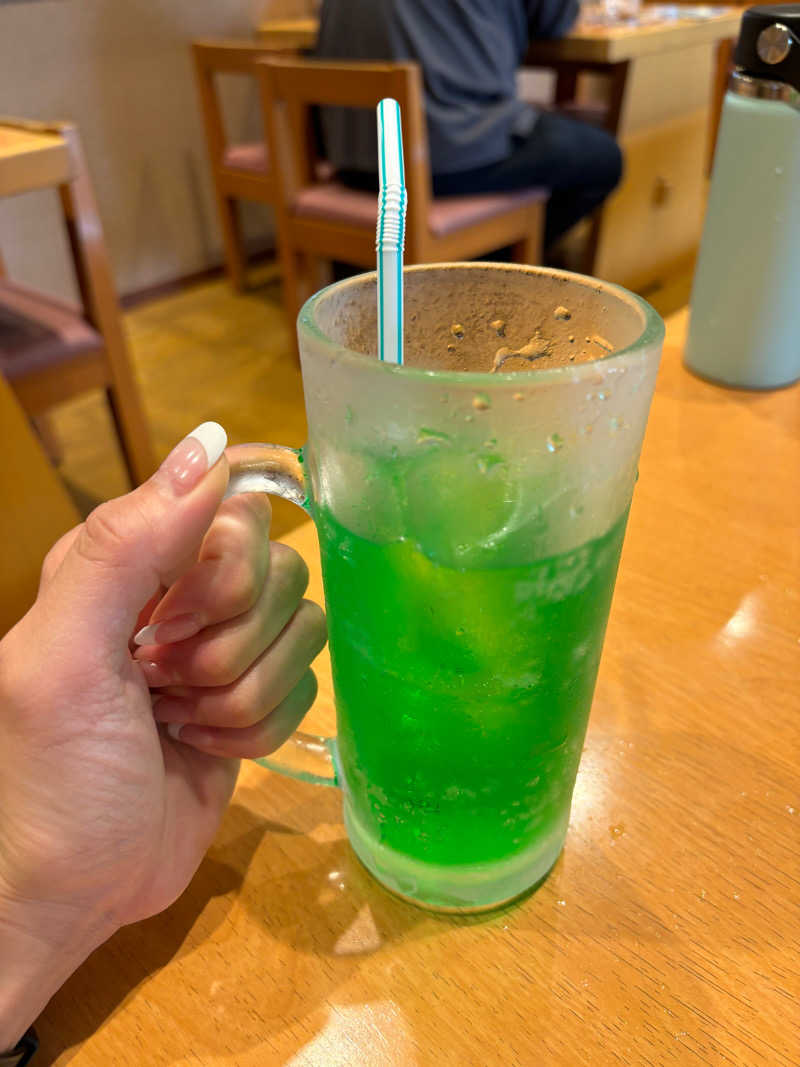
[[686, 5, 800, 389]]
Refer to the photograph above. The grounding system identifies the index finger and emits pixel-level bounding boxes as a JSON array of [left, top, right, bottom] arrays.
[[135, 490, 272, 644]]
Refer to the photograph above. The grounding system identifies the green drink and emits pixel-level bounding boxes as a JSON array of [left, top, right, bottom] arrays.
[[317, 482, 628, 901], [227, 263, 663, 910]]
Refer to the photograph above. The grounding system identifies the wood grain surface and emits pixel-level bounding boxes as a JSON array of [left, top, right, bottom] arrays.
[[256, 10, 742, 63], [38, 310, 799, 1065], [525, 8, 741, 64], [0, 376, 80, 635], [0, 121, 72, 199]]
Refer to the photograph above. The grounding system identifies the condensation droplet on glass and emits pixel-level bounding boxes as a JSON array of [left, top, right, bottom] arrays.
[[553, 305, 571, 321], [556, 899, 566, 907], [609, 823, 625, 839], [446, 342, 456, 353], [513, 392, 524, 402], [490, 318, 506, 336], [568, 334, 575, 343], [345, 405, 354, 424], [546, 433, 564, 453], [610, 415, 625, 431], [417, 426, 451, 445], [472, 394, 490, 411], [775, 166, 784, 175], [597, 390, 610, 401], [569, 503, 584, 518], [450, 322, 465, 339], [455, 626, 466, 637]]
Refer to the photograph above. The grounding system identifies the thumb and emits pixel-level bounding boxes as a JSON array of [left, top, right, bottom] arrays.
[[42, 422, 230, 657]]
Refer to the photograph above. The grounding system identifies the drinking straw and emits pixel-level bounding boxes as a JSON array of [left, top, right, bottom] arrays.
[[376, 98, 406, 365]]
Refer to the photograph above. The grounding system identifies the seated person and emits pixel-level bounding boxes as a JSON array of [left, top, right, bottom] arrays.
[[315, 0, 623, 249]]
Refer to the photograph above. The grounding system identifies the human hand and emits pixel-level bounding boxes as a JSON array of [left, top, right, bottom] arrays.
[[0, 423, 326, 1049]]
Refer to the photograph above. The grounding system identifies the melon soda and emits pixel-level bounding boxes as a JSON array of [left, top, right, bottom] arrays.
[[265, 262, 663, 911]]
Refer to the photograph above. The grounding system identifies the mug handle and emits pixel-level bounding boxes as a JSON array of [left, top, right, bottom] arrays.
[[224, 443, 338, 788]]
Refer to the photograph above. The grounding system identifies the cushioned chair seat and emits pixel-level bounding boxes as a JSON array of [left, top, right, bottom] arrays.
[[222, 143, 336, 185], [222, 142, 269, 174], [292, 182, 547, 238], [0, 280, 103, 381]]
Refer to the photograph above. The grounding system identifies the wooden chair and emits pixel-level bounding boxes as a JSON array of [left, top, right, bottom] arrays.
[[192, 39, 297, 291], [0, 120, 155, 486], [257, 57, 548, 329]]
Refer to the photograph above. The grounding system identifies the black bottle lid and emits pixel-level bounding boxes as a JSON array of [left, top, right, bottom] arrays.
[[735, 5, 800, 91]]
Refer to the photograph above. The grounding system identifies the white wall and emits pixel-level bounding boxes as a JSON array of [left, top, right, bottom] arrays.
[[0, 0, 274, 301]]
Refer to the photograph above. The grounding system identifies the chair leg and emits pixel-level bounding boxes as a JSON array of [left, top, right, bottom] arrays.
[[580, 214, 603, 277], [216, 195, 248, 291], [31, 414, 64, 467], [105, 380, 155, 488], [276, 246, 306, 363], [278, 248, 328, 364], [511, 204, 546, 267]]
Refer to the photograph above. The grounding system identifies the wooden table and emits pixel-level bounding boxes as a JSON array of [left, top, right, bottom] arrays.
[[0, 376, 80, 635], [0, 122, 72, 199], [37, 309, 799, 1063], [256, 8, 741, 292]]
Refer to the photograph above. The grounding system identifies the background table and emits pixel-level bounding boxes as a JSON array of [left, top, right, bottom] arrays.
[[526, 8, 741, 288], [0, 123, 72, 199], [39, 310, 798, 1064]]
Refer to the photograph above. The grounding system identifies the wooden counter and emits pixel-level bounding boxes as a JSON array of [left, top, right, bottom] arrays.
[[525, 7, 741, 63], [254, 9, 741, 62], [525, 9, 742, 289], [37, 309, 799, 1064]]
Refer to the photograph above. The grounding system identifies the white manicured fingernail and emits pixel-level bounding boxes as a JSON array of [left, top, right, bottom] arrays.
[[134, 613, 201, 647], [161, 421, 227, 495], [135, 623, 160, 646], [167, 722, 184, 741], [190, 421, 227, 469]]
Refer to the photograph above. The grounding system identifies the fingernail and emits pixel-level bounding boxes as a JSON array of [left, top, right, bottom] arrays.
[[166, 722, 184, 742], [160, 421, 227, 495], [138, 660, 173, 687], [134, 613, 202, 647]]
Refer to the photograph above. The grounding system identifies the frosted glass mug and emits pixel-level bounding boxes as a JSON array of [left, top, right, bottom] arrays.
[[226, 264, 663, 912]]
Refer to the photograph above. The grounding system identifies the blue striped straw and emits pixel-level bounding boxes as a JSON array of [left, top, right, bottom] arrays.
[[376, 98, 406, 365]]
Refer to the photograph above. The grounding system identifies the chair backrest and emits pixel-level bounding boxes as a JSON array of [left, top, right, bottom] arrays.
[[192, 40, 296, 169], [1, 118, 120, 336], [257, 57, 431, 253]]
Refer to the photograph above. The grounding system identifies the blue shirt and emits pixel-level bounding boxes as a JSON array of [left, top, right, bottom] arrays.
[[315, 0, 578, 175]]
